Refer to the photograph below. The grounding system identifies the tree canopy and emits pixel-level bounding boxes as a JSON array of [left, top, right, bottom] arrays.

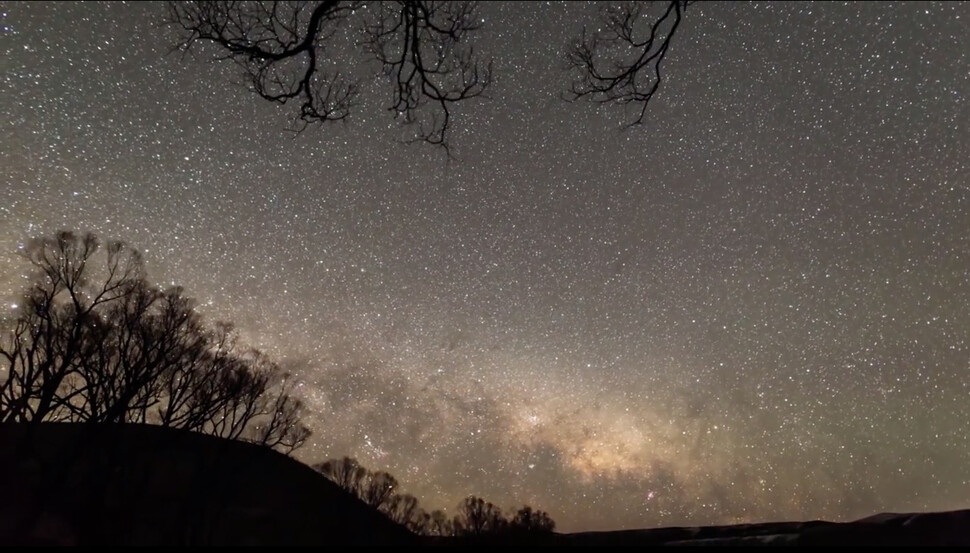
[[0, 231, 310, 454]]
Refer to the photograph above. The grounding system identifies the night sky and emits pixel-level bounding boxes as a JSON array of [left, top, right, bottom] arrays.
[[3, 1, 969, 532]]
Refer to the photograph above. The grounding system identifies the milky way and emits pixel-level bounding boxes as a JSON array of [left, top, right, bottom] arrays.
[[2, 1, 968, 532]]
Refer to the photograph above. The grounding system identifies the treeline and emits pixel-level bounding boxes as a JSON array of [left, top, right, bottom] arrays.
[[0, 232, 309, 453], [314, 457, 556, 538]]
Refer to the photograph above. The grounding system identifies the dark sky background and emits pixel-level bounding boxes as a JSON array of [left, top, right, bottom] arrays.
[[3, 0, 969, 532]]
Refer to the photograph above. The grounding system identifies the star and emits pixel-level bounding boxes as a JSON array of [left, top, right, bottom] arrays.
[[2, 0, 968, 532]]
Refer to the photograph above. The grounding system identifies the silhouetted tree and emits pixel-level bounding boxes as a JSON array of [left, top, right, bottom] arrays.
[[313, 457, 434, 533], [166, 1, 691, 151], [314, 456, 369, 495], [360, 470, 398, 510], [425, 509, 454, 536], [248, 370, 312, 453], [167, 0, 491, 152], [452, 495, 505, 537], [387, 493, 427, 533], [565, 0, 693, 127], [508, 505, 556, 534], [0, 231, 310, 454], [311, 458, 557, 538]]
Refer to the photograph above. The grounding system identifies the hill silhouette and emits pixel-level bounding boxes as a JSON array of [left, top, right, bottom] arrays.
[[546, 509, 970, 546], [1, 423, 966, 546], [0, 423, 416, 545]]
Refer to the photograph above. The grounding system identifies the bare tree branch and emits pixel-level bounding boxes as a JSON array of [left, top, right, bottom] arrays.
[[167, 1, 360, 127], [166, 1, 491, 152], [566, 0, 693, 127], [362, 1, 491, 153]]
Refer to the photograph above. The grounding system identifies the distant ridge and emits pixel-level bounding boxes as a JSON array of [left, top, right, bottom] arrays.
[[551, 509, 970, 546]]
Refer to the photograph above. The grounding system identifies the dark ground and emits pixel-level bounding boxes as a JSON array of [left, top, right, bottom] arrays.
[[1, 423, 966, 546], [0, 423, 416, 545]]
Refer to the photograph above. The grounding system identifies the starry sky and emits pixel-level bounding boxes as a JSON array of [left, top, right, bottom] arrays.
[[2, 0, 969, 532]]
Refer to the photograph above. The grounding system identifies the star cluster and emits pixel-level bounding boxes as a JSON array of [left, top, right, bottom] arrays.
[[2, 1, 968, 532]]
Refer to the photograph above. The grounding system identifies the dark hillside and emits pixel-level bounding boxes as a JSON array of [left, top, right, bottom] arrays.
[[0, 423, 417, 546], [1, 423, 965, 546]]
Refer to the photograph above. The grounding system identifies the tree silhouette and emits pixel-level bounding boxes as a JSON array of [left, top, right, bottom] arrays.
[[166, 1, 691, 151], [167, 0, 491, 152], [311, 457, 556, 539], [0, 231, 310, 454], [314, 456, 431, 531], [425, 509, 454, 536], [313, 456, 368, 495], [508, 505, 556, 534], [360, 470, 399, 510], [452, 495, 505, 537], [386, 493, 425, 532], [566, 0, 693, 127]]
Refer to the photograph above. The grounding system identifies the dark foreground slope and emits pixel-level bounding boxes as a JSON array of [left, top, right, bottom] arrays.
[[2, 423, 965, 546], [0, 423, 417, 546]]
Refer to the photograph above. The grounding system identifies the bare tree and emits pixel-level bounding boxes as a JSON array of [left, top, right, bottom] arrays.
[[566, 0, 694, 127], [166, 1, 692, 151], [312, 457, 436, 533], [360, 469, 398, 510], [249, 372, 312, 454], [386, 492, 426, 532], [308, 457, 557, 538], [508, 505, 555, 534], [314, 455, 369, 495], [167, 1, 491, 152], [452, 495, 505, 536], [0, 231, 310, 454], [425, 509, 454, 536], [0, 233, 145, 424]]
